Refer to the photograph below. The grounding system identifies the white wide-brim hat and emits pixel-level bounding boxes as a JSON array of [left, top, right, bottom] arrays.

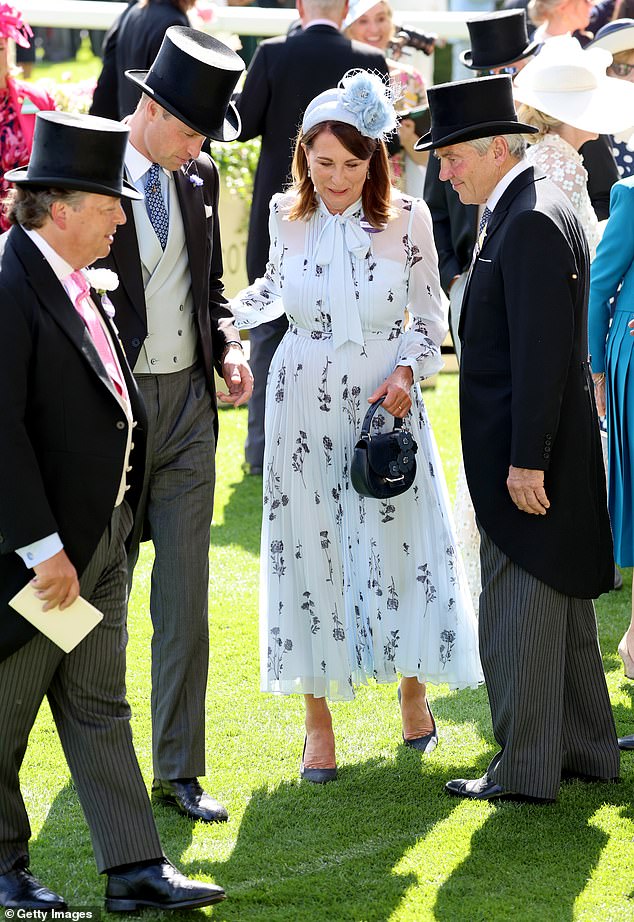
[[586, 18, 634, 55], [513, 34, 634, 135]]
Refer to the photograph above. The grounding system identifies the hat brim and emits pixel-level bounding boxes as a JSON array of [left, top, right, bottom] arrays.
[[414, 119, 538, 151], [586, 25, 634, 54], [460, 40, 541, 69], [513, 78, 634, 135], [3, 168, 143, 200], [125, 70, 241, 142]]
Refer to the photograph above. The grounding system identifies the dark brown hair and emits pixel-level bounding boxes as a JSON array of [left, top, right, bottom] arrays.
[[288, 121, 393, 227], [4, 186, 86, 229]]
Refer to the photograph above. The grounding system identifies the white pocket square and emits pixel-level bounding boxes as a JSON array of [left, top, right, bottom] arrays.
[[204, 204, 213, 219]]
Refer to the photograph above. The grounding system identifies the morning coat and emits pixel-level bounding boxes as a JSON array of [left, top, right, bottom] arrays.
[[459, 165, 613, 598], [0, 227, 147, 661]]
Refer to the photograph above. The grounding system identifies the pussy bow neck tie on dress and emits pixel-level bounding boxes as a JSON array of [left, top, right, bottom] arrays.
[[313, 206, 371, 350]]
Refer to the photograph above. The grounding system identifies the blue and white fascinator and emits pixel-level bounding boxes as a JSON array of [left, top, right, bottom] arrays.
[[302, 69, 399, 141]]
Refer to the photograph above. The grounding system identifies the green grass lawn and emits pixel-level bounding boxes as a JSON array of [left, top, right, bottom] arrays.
[[19, 374, 634, 921]]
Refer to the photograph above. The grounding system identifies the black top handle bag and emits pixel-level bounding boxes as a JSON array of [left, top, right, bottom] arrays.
[[350, 396, 418, 499]]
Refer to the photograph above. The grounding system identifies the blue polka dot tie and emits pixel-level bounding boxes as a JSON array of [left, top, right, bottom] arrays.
[[144, 162, 168, 250], [477, 206, 492, 253]]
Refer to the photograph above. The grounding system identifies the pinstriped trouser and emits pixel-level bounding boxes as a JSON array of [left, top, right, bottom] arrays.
[[0, 503, 163, 874], [478, 528, 620, 801], [129, 364, 216, 781]]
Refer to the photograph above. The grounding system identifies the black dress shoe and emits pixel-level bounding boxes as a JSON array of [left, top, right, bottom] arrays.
[[0, 863, 66, 909], [619, 735, 634, 750], [151, 778, 228, 823], [445, 775, 554, 804], [105, 859, 225, 912]]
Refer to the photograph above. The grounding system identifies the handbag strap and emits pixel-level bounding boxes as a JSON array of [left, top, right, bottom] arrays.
[[359, 396, 405, 440]]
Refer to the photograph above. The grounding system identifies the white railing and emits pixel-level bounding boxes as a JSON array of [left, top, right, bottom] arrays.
[[15, 0, 473, 40]]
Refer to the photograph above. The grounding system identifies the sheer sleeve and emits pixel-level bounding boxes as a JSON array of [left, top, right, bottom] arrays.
[[228, 194, 287, 329], [527, 137, 600, 258], [397, 198, 448, 380]]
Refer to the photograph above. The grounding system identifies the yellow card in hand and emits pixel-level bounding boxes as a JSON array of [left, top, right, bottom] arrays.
[[9, 584, 103, 653]]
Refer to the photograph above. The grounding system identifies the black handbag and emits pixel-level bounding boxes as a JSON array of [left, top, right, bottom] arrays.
[[350, 397, 418, 499]]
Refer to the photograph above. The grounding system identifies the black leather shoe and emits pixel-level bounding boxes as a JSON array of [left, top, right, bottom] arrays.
[[619, 735, 634, 750], [105, 860, 225, 912], [151, 778, 228, 823], [0, 863, 66, 909], [299, 737, 337, 784], [445, 775, 554, 804]]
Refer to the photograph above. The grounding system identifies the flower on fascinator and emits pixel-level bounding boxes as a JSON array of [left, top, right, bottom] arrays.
[[0, 3, 33, 48], [339, 69, 398, 140]]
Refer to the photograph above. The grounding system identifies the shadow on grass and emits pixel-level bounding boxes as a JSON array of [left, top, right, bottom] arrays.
[[434, 777, 633, 922], [209, 473, 262, 556]]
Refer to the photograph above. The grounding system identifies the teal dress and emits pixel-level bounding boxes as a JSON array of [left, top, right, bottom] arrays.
[[588, 177, 634, 566]]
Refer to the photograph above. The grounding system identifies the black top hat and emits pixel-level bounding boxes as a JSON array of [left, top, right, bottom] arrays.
[[4, 111, 142, 199], [460, 10, 541, 70], [126, 26, 244, 141], [414, 74, 538, 151]]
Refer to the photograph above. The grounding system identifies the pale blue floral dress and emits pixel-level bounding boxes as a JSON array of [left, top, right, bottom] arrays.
[[231, 190, 482, 700]]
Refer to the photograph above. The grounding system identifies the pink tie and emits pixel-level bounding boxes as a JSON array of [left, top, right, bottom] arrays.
[[67, 270, 127, 400]]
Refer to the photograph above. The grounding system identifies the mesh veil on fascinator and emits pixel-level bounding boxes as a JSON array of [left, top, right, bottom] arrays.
[[0, 3, 33, 48], [302, 69, 399, 141]]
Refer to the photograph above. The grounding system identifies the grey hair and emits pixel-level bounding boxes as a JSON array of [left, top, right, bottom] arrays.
[[302, 0, 348, 21], [4, 186, 87, 229], [465, 134, 527, 159]]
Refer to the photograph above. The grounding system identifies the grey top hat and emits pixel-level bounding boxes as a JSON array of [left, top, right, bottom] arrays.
[[460, 10, 541, 70], [126, 26, 245, 141], [415, 74, 538, 151], [4, 111, 142, 199]]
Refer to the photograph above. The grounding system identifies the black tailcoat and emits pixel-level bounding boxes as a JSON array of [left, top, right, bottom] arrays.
[[459, 167, 613, 598], [0, 228, 147, 660]]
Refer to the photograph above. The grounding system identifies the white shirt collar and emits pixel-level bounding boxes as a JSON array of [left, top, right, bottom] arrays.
[[125, 140, 158, 184], [22, 227, 75, 283], [304, 18, 341, 30], [486, 158, 532, 214]]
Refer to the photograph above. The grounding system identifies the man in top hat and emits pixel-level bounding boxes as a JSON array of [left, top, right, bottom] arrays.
[[234, 0, 390, 477], [416, 75, 620, 802], [0, 110, 225, 911], [93, 25, 253, 824], [424, 9, 539, 353]]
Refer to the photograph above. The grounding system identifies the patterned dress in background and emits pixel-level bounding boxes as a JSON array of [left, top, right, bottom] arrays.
[[526, 132, 600, 259], [230, 191, 482, 700]]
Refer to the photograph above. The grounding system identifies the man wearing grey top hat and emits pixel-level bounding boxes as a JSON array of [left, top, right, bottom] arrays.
[[0, 111, 225, 911], [93, 25, 253, 824], [416, 75, 620, 803]]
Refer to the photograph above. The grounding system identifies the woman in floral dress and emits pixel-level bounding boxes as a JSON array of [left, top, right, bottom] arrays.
[[230, 72, 481, 782]]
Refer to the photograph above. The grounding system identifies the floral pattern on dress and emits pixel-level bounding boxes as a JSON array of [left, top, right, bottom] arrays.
[[231, 191, 482, 700], [526, 133, 600, 260]]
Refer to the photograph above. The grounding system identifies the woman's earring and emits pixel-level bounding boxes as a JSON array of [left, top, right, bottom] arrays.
[[366, 170, 370, 179], [307, 167, 311, 179]]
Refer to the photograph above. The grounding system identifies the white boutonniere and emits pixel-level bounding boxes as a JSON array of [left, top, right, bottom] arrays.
[[84, 268, 119, 318]]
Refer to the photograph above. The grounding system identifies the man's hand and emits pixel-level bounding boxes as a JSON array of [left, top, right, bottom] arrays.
[[31, 549, 79, 611], [506, 465, 550, 515], [218, 345, 254, 407]]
